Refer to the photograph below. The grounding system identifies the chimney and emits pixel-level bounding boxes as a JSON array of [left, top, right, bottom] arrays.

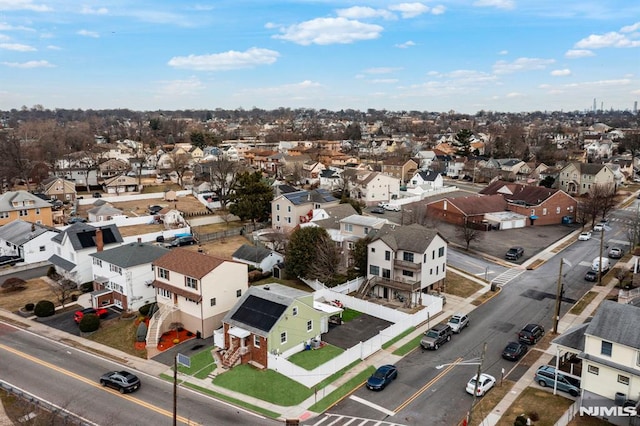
[[95, 227, 104, 252], [137, 237, 142, 245]]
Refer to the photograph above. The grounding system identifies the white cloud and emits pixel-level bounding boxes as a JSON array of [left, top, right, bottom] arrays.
[[46, 45, 61, 50], [395, 40, 416, 48], [563, 78, 631, 88], [388, 3, 430, 19], [0, 0, 51, 12], [363, 67, 402, 74], [431, 5, 446, 15], [506, 92, 525, 98], [575, 31, 640, 49], [565, 49, 595, 58], [473, 0, 515, 10], [371, 79, 398, 83], [2, 60, 53, 68], [493, 57, 555, 74], [498, 50, 508, 55], [336, 6, 395, 20], [0, 34, 8, 41], [443, 69, 497, 83], [551, 69, 571, 76], [156, 76, 204, 97], [77, 30, 99, 38], [81, 6, 108, 15], [272, 17, 383, 45], [620, 22, 640, 33], [0, 42, 35, 51], [168, 47, 280, 71], [0, 23, 35, 31]]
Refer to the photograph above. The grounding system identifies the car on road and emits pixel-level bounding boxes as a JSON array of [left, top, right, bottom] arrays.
[[534, 365, 580, 397], [593, 219, 609, 232], [370, 207, 385, 214], [447, 313, 469, 333], [584, 270, 600, 282], [465, 373, 496, 397], [99, 370, 141, 394], [505, 246, 524, 261], [74, 307, 108, 323], [366, 364, 398, 391], [502, 341, 529, 361], [518, 323, 545, 344], [420, 323, 452, 350], [578, 231, 592, 241], [608, 247, 623, 259]]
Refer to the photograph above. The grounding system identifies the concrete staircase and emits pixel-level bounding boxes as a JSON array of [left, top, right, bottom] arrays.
[[146, 303, 179, 347]]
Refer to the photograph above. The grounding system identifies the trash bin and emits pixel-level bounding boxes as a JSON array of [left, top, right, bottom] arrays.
[[491, 283, 498, 292]]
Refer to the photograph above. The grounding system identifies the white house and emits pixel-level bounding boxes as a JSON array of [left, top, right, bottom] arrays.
[[89, 241, 170, 311], [408, 170, 444, 190], [343, 170, 401, 206], [0, 220, 61, 263], [231, 244, 284, 273]]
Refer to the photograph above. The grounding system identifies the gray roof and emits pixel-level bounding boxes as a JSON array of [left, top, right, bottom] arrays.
[[87, 204, 123, 216], [90, 241, 169, 268], [313, 204, 358, 230], [552, 322, 589, 353], [51, 223, 123, 250], [340, 214, 386, 227], [232, 244, 272, 263], [49, 254, 76, 271], [585, 301, 640, 349], [0, 190, 53, 211], [223, 283, 312, 337], [369, 223, 445, 253], [282, 189, 337, 205], [416, 170, 440, 181], [0, 220, 60, 245]]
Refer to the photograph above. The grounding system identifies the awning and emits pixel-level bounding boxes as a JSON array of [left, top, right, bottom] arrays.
[[48, 254, 76, 271], [313, 301, 343, 315], [229, 326, 250, 338], [151, 280, 202, 303], [530, 215, 539, 220]]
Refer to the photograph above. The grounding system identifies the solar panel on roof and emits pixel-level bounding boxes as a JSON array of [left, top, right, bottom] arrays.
[[231, 295, 287, 332]]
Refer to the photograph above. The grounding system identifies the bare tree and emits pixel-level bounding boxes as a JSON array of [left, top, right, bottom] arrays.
[[626, 207, 640, 249], [206, 158, 241, 208], [167, 151, 191, 187], [592, 183, 616, 220], [306, 235, 341, 284], [51, 278, 78, 308], [457, 217, 483, 250]]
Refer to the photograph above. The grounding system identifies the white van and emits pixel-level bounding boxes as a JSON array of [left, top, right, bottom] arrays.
[[591, 257, 610, 272], [380, 203, 401, 212]]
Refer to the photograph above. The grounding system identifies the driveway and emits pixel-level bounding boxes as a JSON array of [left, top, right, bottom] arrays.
[[35, 305, 119, 336], [322, 313, 392, 350]]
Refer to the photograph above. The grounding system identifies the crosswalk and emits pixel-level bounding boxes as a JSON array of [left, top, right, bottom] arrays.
[[490, 268, 525, 287], [305, 414, 407, 426]]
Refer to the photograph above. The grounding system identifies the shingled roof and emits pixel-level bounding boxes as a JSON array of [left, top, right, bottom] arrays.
[[153, 247, 233, 279], [438, 194, 507, 215], [480, 180, 563, 206], [369, 223, 446, 253], [585, 301, 640, 350]]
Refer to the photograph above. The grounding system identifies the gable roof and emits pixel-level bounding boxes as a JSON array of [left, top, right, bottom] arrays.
[[224, 283, 312, 336], [416, 170, 440, 181], [369, 223, 445, 253], [153, 247, 232, 279], [232, 244, 273, 263], [87, 204, 124, 216], [585, 301, 640, 349], [312, 203, 358, 229], [282, 188, 337, 205], [0, 220, 60, 245], [51, 223, 123, 250], [480, 180, 566, 206], [91, 241, 169, 267], [0, 190, 53, 211]]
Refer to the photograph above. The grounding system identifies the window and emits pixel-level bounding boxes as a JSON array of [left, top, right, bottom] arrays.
[[254, 335, 260, 348], [618, 374, 630, 385], [19, 209, 27, 217], [307, 320, 313, 332], [158, 288, 171, 298], [276, 215, 280, 221], [556, 207, 561, 214], [292, 306, 298, 316], [423, 253, 427, 263], [286, 217, 291, 223], [93, 258, 102, 267], [35, 208, 40, 215], [236, 289, 242, 297], [344, 223, 353, 232], [601, 341, 612, 356], [371, 247, 375, 253], [369, 265, 380, 275], [276, 204, 280, 211], [364, 227, 369, 235], [438, 247, 445, 257], [587, 365, 599, 375], [158, 268, 169, 279], [185, 276, 198, 290], [280, 331, 287, 344], [39, 246, 45, 252], [385, 251, 390, 261], [347, 242, 354, 250], [637, 351, 640, 367], [110, 264, 122, 275], [210, 298, 216, 306], [403, 252, 414, 262], [0, 212, 7, 219], [287, 206, 291, 212], [542, 208, 547, 215], [402, 270, 414, 277]]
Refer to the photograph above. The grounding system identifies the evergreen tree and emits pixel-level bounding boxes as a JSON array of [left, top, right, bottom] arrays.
[[454, 129, 474, 157], [228, 171, 273, 227]]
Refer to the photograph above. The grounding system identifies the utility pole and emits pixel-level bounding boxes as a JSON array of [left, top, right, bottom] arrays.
[[173, 355, 178, 426], [467, 342, 487, 426], [598, 227, 605, 286], [553, 258, 565, 334]]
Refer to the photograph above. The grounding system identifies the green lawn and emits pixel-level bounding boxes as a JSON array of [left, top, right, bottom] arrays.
[[177, 348, 216, 379], [213, 364, 314, 406], [382, 327, 415, 350], [288, 344, 344, 370], [342, 308, 363, 322], [393, 333, 423, 356], [308, 366, 375, 413]]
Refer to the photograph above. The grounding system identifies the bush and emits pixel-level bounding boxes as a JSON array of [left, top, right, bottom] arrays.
[[71, 294, 78, 302], [78, 314, 100, 333], [1, 277, 26, 292], [79, 282, 93, 293], [24, 303, 34, 311], [136, 321, 148, 342], [139, 303, 155, 317], [514, 414, 528, 426], [34, 300, 55, 317], [46, 266, 57, 279]]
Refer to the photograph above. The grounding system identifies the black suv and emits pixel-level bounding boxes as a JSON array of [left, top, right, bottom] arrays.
[[518, 323, 544, 344], [168, 235, 197, 248], [505, 247, 524, 261], [420, 323, 453, 350]]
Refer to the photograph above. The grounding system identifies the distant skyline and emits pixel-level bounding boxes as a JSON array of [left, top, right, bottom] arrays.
[[1, 1, 639, 114]]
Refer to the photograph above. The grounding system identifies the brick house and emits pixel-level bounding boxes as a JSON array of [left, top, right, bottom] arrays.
[[381, 158, 418, 184]]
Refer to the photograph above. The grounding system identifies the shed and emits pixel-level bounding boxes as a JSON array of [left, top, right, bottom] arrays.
[[164, 190, 177, 201]]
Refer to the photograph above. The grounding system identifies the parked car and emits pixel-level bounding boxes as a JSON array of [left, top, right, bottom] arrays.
[[67, 217, 87, 224], [166, 235, 197, 248], [584, 270, 599, 282], [74, 307, 108, 323], [505, 247, 524, 261], [502, 341, 529, 361], [380, 203, 401, 212], [608, 247, 623, 259], [366, 364, 398, 391], [591, 256, 610, 272], [534, 365, 580, 397], [99, 370, 141, 394], [371, 207, 385, 214], [148, 205, 163, 215], [518, 323, 545, 344], [593, 219, 609, 232], [420, 323, 452, 350], [578, 231, 592, 241], [465, 373, 496, 397], [447, 313, 469, 334], [93, 192, 102, 198]]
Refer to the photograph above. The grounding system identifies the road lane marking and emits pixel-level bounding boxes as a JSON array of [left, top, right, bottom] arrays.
[[0, 343, 198, 425], [393, 357, 462, 413], [349, 395, 396, 416]]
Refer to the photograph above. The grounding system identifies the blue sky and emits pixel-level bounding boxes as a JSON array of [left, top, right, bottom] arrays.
[[1, 1, 639, 113]]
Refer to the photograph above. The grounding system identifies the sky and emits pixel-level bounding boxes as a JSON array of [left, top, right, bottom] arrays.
[[1, 1, 639, 114]]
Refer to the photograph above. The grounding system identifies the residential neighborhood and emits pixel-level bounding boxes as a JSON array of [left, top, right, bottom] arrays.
[[0, 107, 639, 426]]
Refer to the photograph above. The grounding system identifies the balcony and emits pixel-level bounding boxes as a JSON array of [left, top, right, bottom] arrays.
[[394, 258, 421, 271], [369, 276, 421, 293]]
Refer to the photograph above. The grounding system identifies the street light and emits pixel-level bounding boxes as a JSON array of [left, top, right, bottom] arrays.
[[436, 343, 487, 426]]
